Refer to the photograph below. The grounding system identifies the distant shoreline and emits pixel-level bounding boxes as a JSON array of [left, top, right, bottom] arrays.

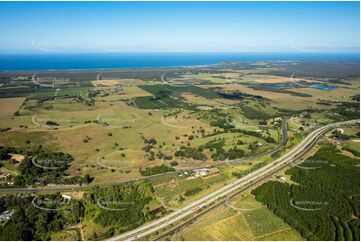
[[0, 52, 359, 72]]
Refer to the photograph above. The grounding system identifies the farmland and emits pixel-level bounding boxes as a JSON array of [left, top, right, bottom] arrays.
[[171, 194, 303, 241], [0, 61, 359, 240], [168, 124, 359, 241], [0, 72, 289, 184]]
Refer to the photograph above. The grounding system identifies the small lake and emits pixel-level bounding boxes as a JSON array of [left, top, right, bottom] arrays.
[[310, 84, 336, 91], [264, 83, 337, 91], [264, 83, 296, 89]]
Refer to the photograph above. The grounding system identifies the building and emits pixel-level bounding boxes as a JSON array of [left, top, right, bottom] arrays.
[[0, 172, 10, 179], [61, 194, 72, 202], [194, 168, 209, 177], [0, 210, 15, 222], [276, 175, 287, 182], [192, 168, 220, 178], [337, 128, 345, 134]]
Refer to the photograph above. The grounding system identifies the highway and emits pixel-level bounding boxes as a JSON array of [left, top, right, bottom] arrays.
[[154, 119, 355, 240], [109, 119, 359, 241], [0, 117, 288, 194]]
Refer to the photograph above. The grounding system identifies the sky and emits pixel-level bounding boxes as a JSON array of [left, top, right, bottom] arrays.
[[0, 1, 359, 53]]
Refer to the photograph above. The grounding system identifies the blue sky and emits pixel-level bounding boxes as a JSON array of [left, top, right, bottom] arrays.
[[0, 1, 359, 53]]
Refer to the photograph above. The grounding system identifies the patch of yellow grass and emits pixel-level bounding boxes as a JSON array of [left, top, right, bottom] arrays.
[[92, 79, 146, 87], [248, 75, 291, 84], [195, 213, 254, 240], [9, 153, 25, 162], [181, 93, 238, 106], [119, 85, 153, 99], [61, 191, 85, 200], [0, 97, 25, 117]]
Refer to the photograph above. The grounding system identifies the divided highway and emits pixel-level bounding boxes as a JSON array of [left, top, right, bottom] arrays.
[[109, 119, 359, 241]]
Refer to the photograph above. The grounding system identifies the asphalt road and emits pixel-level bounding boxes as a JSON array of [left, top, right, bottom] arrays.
[[108, 119, 358, 241], [154, 118, 350, 240], [0, 117, 288, 194]]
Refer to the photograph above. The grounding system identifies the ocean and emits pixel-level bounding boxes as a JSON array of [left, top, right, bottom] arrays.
[[0, 52, 359, 71]]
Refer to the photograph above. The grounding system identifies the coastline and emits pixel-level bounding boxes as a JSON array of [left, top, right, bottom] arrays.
[[0, 52, 359, 72]]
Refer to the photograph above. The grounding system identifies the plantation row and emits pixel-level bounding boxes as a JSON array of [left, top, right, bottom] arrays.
[[252, 143, 360, 241]]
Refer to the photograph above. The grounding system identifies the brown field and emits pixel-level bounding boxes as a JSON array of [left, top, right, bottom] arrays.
[[0, 97, 25, 116], [92, 78, 146, 87], [242, 74, 291, 84]]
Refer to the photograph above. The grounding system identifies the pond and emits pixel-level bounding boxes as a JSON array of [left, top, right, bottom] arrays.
[[310, 84, 336, 91], [264, 83, 296, 89], [262, 82, 337, 91]]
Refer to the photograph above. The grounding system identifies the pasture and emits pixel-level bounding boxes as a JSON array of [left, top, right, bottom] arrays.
[[0, 67, 357, 186]]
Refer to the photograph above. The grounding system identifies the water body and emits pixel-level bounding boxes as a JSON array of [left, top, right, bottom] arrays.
[[0, 52, 359, 71], [265, 83, 337, 91], [310, 84, 336, 91], [264, 83, 296, 89]]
